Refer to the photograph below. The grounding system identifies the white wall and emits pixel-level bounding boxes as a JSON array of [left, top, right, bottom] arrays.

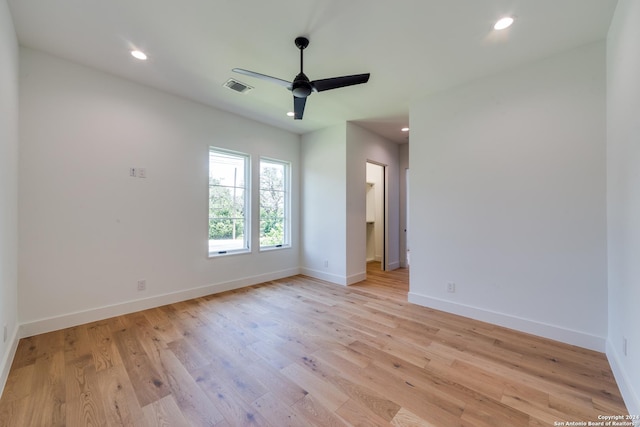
[[606, 0, 640, 415], [346, 123, 400, 279], [18, 48, 300, 335], [409, 42, 607, 351], [301, 122, 400, 285], [300, 124, 348, 283], [399, 143, 409, 268], [0, 0, 19, 393]]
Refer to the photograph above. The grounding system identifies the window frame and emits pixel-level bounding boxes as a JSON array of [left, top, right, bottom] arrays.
[[208, 147, 251, 257], [259, 157, 291, 251]]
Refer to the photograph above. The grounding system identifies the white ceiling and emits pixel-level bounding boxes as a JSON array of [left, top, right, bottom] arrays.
[[8, 0, 617, 143]]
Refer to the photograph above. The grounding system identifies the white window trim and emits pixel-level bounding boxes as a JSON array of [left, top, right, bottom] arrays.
[[208, 147, 251, 257], [259, 157, 291, 251]]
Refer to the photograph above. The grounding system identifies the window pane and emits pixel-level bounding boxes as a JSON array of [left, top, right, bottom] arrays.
[[208, 218, 245, 252], [260, 215, 285, 247], [209, 151, 246, 187], [209, 148, 249, 254], [260, 163, 283, 189], [260, 159, 289, 248]]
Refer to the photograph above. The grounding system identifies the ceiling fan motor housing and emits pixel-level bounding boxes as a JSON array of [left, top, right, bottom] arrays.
[[292, 73, 313, 98], [295, 36, 310, 50]]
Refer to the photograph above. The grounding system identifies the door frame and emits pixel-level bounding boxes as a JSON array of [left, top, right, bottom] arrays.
[[366, 160, 387, 271]]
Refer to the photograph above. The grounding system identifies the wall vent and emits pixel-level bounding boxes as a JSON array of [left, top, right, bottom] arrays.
[[223, 78, 253, 94]]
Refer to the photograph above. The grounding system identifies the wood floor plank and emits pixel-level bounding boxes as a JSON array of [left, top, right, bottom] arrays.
[[25, 340, 66, 427], [292, 394, 349, 427], [86, 321, 122, 372], [0, 364, 35, 404], [390, 407, 437, 427], [0, 262, 628, 426], [0, 396, 30, 427], [121, 314, 170, 371], [156, 348, 225, 427], [64, 354, 107, 427], [251, 391, 306, 427], [142, 394, 190, 427], [95, 364, 146, 427], [9, 336, 37, 370], [166, 338, 209, 373], [244, 358, 307, 407], [190, 365, 272, 426], [141, 307, 186, 344], [247, 338, 295, 370], [306, 349, 401, 422], [356, 356, 466, 426], [190, 338, 268, 404], [281, 362, 349, 412], [63, 325, 93, 362], [111, 318, 171, 407], [334, 397, 392, 427], [435, 359, 506, 401]]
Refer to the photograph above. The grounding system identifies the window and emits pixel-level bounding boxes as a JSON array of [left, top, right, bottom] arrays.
[[260, 158, 290, 249], [209, 148, 250, 255]]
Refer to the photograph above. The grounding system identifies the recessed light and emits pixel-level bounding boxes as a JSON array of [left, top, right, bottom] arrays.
[[286, 112, 295, 117], [131, 50, 147, 60], [401, 127, 410, 132], [494, 16, 514, 30]]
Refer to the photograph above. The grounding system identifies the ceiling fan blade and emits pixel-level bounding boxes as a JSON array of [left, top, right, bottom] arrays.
[[311, 73, 370, 92], [293, 96, 307, 120], [232, 68, 292, 89]]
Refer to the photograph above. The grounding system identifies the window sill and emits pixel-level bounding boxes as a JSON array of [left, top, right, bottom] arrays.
[[259, 244, 291, 253], [208, 248, 250, 258]]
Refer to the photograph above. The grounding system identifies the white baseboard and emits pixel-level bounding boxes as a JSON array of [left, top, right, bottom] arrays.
[[299, 267, 348, 285], [299, 268, 367, 286], [387, 261, 401, 270], [346, 271, 366, 285], [19, 268, 300, 338], [408, 292, 606, 352], [606, 339, 640, 418], [0, 326, 20, 396]]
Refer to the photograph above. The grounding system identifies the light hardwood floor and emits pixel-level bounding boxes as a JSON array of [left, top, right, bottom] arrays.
[[0, 263, 627, 426]]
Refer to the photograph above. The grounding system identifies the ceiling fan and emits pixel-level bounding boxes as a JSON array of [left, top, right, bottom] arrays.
[[233, 36, 370, 120]]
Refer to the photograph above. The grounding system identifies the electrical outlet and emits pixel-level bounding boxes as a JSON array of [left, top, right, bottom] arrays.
[[137, 279, 147, 291], [623, 337, 628, 356], [324, 260, 329, 268], [129, 167, 137, 177], [447, 282, 456, 293], [138, 168, 146, 178]]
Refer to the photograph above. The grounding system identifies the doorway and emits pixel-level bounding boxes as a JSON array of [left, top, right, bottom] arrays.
[[366, 161, 386, 271]]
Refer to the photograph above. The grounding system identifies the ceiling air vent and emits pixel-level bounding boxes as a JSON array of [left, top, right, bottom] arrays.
[[223, 78, 253, 94]]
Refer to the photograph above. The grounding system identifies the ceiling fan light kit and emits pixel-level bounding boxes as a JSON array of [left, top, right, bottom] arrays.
[[233, 36, 370, 120]]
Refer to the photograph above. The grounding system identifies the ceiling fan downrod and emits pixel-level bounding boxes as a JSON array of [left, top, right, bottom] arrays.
[[292, 37, 312, 98]]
